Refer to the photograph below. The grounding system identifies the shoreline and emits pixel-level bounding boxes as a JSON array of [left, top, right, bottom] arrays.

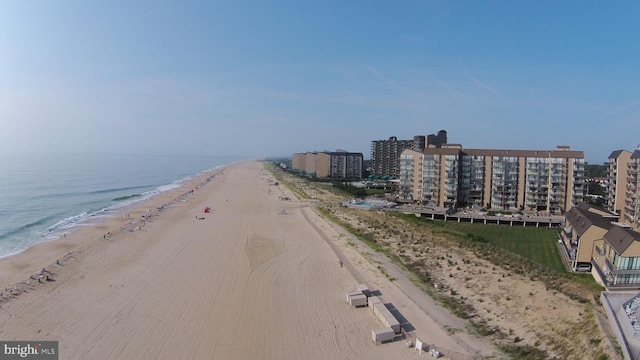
[[0, 163, 228, 290], [0, 160, 234, 262], [0, 161, 473, 359]]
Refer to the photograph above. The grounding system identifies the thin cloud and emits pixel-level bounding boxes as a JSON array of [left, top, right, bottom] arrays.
[[465, 72, 507, 108], [437, 79, 464, 102], [361, 63, 409, 93]]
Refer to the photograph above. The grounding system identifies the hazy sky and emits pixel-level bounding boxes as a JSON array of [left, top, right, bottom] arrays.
[[1, 1, 639, 163]]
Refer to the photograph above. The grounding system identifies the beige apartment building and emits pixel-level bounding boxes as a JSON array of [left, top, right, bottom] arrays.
[[607, 150, 632, 218], [595, 225, 640, 287], [560, 201, 640, 288], [291, 150, 363, 180], [624, 149, 640, 229], [605, 147, 640, 230], [560, 202, 617, 271], [399, 145, 585, 214], [292, 153, 307, 173]]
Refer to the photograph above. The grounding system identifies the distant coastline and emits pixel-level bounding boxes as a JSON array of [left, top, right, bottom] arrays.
[[0, 153, 243, 260]]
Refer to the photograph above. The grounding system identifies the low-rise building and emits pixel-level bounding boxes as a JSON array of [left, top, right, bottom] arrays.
[[595, 226, 640, 287], [561, 202, 640, 289], [560, 202, 618, 271]]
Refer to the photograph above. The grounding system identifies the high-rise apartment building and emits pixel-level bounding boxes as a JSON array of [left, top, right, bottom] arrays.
[[606, 150, 632, 218], [623, 148, 640, 229], [371, 130, 448, 179], [370, 136, 414, 179], [400, 145, 585, 214], [427, 130, 448, 148]]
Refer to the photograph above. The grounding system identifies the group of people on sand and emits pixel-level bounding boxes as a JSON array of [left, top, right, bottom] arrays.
[[0, 255, 68, 302], [33, 267, 52, 283]]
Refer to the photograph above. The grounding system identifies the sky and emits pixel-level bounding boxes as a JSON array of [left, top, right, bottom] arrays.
[[1, 1, 639, 163]]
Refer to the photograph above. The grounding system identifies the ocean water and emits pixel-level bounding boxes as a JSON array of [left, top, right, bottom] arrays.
[[0, 152, 244, 259]]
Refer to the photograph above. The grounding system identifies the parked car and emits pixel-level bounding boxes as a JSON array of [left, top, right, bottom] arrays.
[[575, 264, 592, 272]]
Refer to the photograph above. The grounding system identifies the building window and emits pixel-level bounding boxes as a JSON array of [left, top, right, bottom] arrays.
[[614, 255, 640, 270]]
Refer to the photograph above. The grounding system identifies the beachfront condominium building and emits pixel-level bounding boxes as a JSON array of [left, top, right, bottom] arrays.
[[371, 136, 415, 179], [399, 149, 425, 205], [604, 147, 640, 230], [427, 130, 448, 148], [624, 149, 640, 229], [607, 150, 632, 217], [292, 153, 307, 173], [317, 150, 363, 180], [399, 145, 585, 214], [371, 130, 448, 179], [291, 150, 363, 180]]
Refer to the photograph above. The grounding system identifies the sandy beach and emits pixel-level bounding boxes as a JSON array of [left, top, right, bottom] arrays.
[[0, 161, 475, 360]]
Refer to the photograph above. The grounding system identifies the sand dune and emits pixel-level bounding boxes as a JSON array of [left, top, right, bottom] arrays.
[[0, 162, 475, 359]]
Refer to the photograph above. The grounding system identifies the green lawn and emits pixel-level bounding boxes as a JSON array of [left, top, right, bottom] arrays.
[[437, 221, 565, 272], [393, 213, 601, 290]]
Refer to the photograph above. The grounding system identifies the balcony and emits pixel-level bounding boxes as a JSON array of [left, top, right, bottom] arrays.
[[592, 258, 615, 287], [604, 257, 640, 276]]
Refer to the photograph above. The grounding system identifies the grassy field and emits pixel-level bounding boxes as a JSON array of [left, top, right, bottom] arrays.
[[392, 212, 567, 272], [393, 212, 603, 293], [439, 221, 565, 272]]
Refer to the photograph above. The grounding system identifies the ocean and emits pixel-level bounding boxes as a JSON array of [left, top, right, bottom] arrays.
[[0, 152, 245, 259]]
